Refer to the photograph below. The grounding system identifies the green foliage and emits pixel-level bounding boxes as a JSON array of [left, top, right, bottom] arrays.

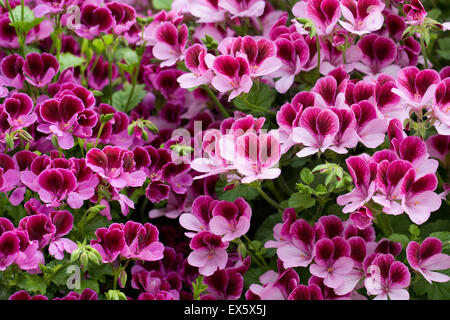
[[192, 275, 208, 300], [288, 191, 316, 211], [152, 0, 173, 10], [59, 52, 86, 72], [233, 82, 277, 114], [300, 168, 314, 185], [216, 180, 259, 202], [112, 83, 147, 112], [413, 270, 450, 300], [8, 6, 44, 34]]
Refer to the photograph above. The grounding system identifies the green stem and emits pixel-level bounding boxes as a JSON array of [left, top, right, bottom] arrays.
[[265, 179, 284, 202], [242, 97, 277, 116], [376, 212, 394, 237], [255, 185, 284, 212], [94, 122, 105, 148], [420, 33, 429, 69], [313, 197, 327, 222], [204, 86, 230, 118], [277, 174, 293, 195], [125, 54, 143, 113], [113, 265, 119, 290]]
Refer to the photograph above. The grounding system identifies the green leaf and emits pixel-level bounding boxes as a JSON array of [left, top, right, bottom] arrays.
[[255, 214, 282, 244], [413, 270, 450, 300], [192, 275, 208, 300], [409, 224, 421, 241], [216, 182, 259, 202], [112, 83, 147, 112], [92, 39, 105, 54], [428, 8, 442, 20], [17, 274, 47, 295], [115, 48, 139, 66], [300, 168, 314, 185], [288, 192, 316, 211], [58, 52, 85, 72], [388, 233, 410, 249], [9, 6, 35, 23], [152, 0, 173, 10], [233, 82, 276, 113], [438, 38, 450, 60], [314, 184, 328, 196], [8, 6, 43, 34]]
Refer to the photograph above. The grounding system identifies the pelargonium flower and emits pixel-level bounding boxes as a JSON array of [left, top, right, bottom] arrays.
[[179, 195, 218, 238], [202, 257, 250, 300], [37, 95, 85, 150], [53, 288, 98, 301], [235, 131, 281, 183], [395, 136, 439, 178], [404, 0, 427, 25], [19, 214, 55, 249], [177, 44, 214, 89], [272, 37, 310, 93], [426, 134, 450, 164], [265, 208, 297, 249], [3, 93, 36, 131], [209, 198, 252, 241], [211, 55, 253, 101], [187, 231, 229, 276], [339, 0, 385, 35], [353, 35, 400, 79], [189, 0, 226, 23], [276, 92, 315, 154], [218, 0, 265, 18], [312, 74, 347, 109], [86, 146, 147, 189], [36, 168, 77, 208], [406, 237, 450, 283], [349, 206, 374, 230], [288, 284, 323, 300], [400, 168, 441, 224], [309, 237, 354, 291], [329, 107, 358, 154], [0, 54, 25, 89], [153, 22, 188, 68], [74, 3, 114, 39], [8, 290, 48, 300], [292, 107, 340, 158], [48, 210, 77, 260], [90, 224, 126, 263], [0, 154, 20, 194], [246, 264, 300, 300], [121, 221, 165, 261], [23, 52, 59, 88], [233, 36, 282, 77], [0, 231, 20, 271], [392, 67, 441, 113], [432, 78, 450, 135], [292, 0, 341, 35], [337, 154, 377, 213], [106, 2, 136, 34], [87, 55, 119, 91], [13, 228, 44, 272], [351, 100, 388, 148], [277, 219, 315, 268], [364, 253, 411, 300]]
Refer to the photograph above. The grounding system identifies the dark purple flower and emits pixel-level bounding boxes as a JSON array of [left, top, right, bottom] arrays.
[[23, 53, 59, 88]]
